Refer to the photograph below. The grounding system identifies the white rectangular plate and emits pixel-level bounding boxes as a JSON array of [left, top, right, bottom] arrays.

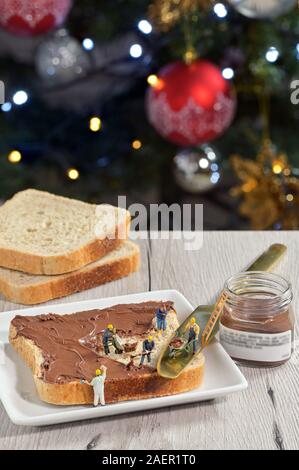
[[0, 289, 248, 426]]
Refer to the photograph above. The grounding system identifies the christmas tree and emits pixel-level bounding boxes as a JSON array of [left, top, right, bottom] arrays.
[[0, 0, 298, 229]]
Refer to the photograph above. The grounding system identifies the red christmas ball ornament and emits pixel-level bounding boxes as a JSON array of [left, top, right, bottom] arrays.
[[0, 0, 72, 36], [146, 60, 236, 146]]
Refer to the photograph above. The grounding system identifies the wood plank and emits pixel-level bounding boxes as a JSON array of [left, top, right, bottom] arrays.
[[0, 232, 298, 449]]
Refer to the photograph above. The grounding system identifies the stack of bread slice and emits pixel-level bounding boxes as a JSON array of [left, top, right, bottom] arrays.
[[0, 189, 139, 305]]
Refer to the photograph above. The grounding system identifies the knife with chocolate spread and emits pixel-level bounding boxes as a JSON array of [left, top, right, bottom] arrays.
[[157, 244, 288, 378]]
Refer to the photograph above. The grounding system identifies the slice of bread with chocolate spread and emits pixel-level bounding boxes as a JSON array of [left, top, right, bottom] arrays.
[[9, 301, 205, 405]]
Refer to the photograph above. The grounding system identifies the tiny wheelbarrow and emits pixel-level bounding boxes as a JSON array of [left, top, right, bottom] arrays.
[[168, 337, 196, 358]]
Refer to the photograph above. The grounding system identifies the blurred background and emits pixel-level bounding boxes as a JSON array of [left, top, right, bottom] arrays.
[[0, 0, 299, 230]]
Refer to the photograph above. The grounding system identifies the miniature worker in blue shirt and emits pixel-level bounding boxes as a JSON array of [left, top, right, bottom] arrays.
[[156, 304, 169, 335], [103, 323, 123, 355], [184, 317, 200, 355], [139, 335, 155, 366]]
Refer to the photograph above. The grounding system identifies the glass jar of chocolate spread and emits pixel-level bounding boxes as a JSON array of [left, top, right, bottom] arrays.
[[219, 271, 294, 367]]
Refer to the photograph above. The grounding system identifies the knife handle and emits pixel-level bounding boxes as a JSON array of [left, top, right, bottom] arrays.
[[246, 244, 287, 272]]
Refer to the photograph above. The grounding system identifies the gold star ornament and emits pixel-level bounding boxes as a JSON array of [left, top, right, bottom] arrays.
[[230, 140, 299, 229]]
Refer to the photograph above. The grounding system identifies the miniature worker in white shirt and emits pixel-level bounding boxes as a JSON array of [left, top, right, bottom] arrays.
[[83, 365, 107, 406]]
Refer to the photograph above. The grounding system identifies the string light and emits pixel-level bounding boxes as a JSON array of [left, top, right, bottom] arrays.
[[286, 194, 294, 202], [1, 102, 12, 112], [12, 90, 28, 105], [147, 74, 164, 90], [82, 38, 94, 51], [211, 172, 220, 184], [132, 139, 142, 150], [199, 158, 209, 169], [147, 74, 158, 86], [89, 116, 102, 132], [273, 162, 283, 174], [67, 168, 80, 180], [222, 67, 234, 79], [207, 150, 216, 161], [213, 3, 228, 18], [130, 44, 143, 58], [138, 19, 152, 34], [265, 47, 279, 63], [8, 150, 22, 163]]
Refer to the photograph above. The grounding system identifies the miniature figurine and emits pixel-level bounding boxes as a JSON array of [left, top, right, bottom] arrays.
[[139, 335, 155, 366], [81, 365, 107, 407], [168, 336, 185, 358], [102, 323, 123, 355], [156, 304, 169, 335], [184, 317, 200, 355]]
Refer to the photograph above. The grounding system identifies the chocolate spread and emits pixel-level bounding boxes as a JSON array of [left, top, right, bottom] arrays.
[[170, 338, 184, 349], [11, 301, 173, 384], [220, 305, 294, 366], [220, 272, 295, 367]]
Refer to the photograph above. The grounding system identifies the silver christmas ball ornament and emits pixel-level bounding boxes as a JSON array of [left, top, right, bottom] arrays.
[[228, 0, 297, 19], [173, 145, 221, 194], [36, 29, 90, 84]]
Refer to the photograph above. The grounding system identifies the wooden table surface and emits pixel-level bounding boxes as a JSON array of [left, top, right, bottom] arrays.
[[0, 231, 298, 450]]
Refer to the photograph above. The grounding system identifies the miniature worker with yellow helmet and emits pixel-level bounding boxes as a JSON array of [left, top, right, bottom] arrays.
[[81, 365, 107, 407], [139, 335, 155, 367], [184, 317, 200, 355], [102, 323, 123, 355]]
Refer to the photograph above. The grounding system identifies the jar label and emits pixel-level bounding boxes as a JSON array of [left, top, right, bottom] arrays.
[[219, 324, 292, 362]]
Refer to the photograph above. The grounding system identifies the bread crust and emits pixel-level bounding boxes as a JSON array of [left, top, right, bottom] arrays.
[[0, 242, 140, 305], [0, 212, 130, 275], [9, 324, 204, 405]]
